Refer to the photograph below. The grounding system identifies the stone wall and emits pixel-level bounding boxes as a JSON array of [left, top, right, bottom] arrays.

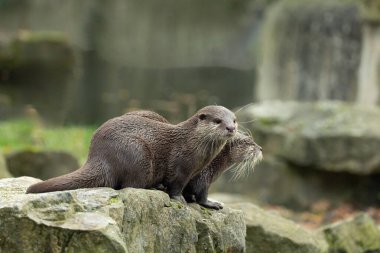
[[258, 0, 362, 102]]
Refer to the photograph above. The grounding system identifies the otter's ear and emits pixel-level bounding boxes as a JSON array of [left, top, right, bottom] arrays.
[[199, 114, 207, 120]]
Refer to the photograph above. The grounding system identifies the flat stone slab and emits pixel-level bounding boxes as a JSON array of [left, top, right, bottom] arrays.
[[0, 177, 246, 253], [227, 202, 328, 253], [318, 213, 380, 253], [239, 101, 380, 174]]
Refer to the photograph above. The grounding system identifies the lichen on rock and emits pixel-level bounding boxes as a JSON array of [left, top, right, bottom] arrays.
[[227, 202, 328, 253], [318, 213, 380, 253], [0, 177, 246, 253]]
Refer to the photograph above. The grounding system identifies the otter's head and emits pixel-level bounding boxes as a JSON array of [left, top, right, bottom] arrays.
[[195, 105, 237, 140], [227, 132, 263, 180]]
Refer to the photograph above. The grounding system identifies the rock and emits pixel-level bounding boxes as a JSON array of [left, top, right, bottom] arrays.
[[357, 7, 380, 106], [0, 1, 269, 124], [360, 0, 380, 24], [0, 30, 75, 123], [11, 31, 74, 71], [239, 101, 380, 174], [258, 0, 362, 103], [0, 38, 14, 74], [210, 158, 380, 209], [318, 213, 380, 253], [212, 101, 380, 209], [6, 150, 79, 180], [0, 30, 74, 75], [0, 177, 246, 253], [211, 159, 318, 209], [227, 202, 328, 253], [0, 151, 12, 178], [208, 193, 254, 205]]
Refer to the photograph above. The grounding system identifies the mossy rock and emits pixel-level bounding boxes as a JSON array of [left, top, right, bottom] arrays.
[[228, 202, 328, 253], [239, 101, 380, 174], [0, 151, 12, 178], [6, 150, 79, 180], [318, 213, 380, 253], [360, 0, 380, 24], [0, 177, 246, 253], [10, 31, 75, 71]]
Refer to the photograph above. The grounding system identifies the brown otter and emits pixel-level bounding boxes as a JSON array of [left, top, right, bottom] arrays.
[[126, 111, 262, 209], [183, 132, 263, 209], [26, 106, 237, 203], [125, 110, 170, 123]]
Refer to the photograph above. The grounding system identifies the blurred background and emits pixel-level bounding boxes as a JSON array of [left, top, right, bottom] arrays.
[[0, 0, 379, 229]]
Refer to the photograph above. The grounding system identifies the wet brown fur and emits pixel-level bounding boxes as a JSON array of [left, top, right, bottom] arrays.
[[128, 111, 263, 209], [26, 106, 237, 202], [183, 133, 262, 209]]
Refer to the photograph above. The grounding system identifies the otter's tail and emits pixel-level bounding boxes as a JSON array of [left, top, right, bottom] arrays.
[[26, 165, 106, 193]]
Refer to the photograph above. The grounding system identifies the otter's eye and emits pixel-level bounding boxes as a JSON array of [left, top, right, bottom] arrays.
[[214, 119, 222, 124], [233, 119, 236, 123], [199, 114, 207, 120]]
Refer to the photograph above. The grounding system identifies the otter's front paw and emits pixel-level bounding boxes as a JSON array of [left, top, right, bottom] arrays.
[[171, 195, 187, 204], [200, 200, 224, 210]]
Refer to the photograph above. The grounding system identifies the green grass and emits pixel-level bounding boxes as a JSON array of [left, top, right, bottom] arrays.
[[0, 118, 95, 164]]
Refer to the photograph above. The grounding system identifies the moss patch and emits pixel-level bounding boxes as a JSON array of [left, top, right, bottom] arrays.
[[0, 118, 95, 164], [360, 0, 380, 23]]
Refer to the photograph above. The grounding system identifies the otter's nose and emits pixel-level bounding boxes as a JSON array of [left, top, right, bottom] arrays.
[[226, 126, 236, 133]]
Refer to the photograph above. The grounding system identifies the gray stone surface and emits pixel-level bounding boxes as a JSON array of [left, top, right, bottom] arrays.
[[0, 177, 246, 253], [239, 101, 380, 174], [10, 31, 74, 70], [318, 213, 380, 253], [0, 31, 76, 123], [228, 202, 328, 253], [258, 0, 362, 103], [0, 151, 12, 178], [6, 150, 79, 180], [0, 1, 269, 124], [211, 157, 380, 209]]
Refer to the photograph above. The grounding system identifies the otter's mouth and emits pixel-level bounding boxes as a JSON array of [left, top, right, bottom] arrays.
[[225, 131, 236, 138]]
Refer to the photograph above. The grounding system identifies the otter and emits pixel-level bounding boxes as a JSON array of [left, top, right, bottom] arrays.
[[124, 110, 169, 123], [183, 132, 263, 209], [126, 111, 263, 210], [26, 106, 237, 203]]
